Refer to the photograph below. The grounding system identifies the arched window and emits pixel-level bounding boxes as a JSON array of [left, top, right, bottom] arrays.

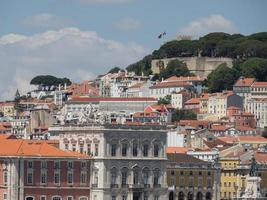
[[121, 167, 128, 186], [206, 192, 211, 200], [153, 169, 160, 186], [132, 141, 138, 157], [25, 197, 34, 200], [142, 142, 149, 157], [196, 192, 203, 200], [142, 168, 150, 185], [121, 141, 128, 157], [178, 192, 184, 200], [110, 168, 117, 186], [132, 166, 140, 185], [188, 192, 194, 200], [79, 197, 88, 200], [111, 142, 117, 157], [153, 142, 160, 157]]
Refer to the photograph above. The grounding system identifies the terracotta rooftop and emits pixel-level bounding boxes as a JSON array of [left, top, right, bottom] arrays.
[[238, 136, 267, 142], [69, 97, 156, 102], [210, 125, 228, 131], [235, 126, 256, 132], [179, 120, 209, 128], [150, 81, 192, 89], [166, 147, 188, 154], [0, 140, 89, 158], [255, 151, 267, 164], [164, 76, 203, 82], [185, 98, 200, 105], [167, 153, 207, 164], [0, 134, 16, 139], [234, 78, 255, 87], [252, 82, 267, 87], [128, 82, 145, 89]]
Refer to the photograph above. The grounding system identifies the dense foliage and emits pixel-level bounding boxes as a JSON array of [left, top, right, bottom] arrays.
[[172, 109, 197, 122], [159, 59, 192, 80], [108, 67, 123, 73], [158, 95, 171, 105], [207, 57, 267, 92], [126, 32, 267, 76], [30, 75, 72, 86]]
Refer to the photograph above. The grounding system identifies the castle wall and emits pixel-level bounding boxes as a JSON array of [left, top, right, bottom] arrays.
[[151, 57, 233, 78]]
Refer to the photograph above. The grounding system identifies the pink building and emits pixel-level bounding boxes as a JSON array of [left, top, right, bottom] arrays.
[[0, 139, 90, 200]]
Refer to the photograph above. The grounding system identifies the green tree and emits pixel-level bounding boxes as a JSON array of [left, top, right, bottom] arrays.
[[158, 95, 171, 105], [108, 67, 123, 73], [171, 109, 197, 122], [30, 75, 72, 86], [241, 58, 267, 81], [159, 59, 192, 80], [207, 63, 237, 92]]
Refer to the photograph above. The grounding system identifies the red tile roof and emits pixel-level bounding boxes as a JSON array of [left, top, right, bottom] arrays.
[[238, 136, 267, 142], [150, 81, 192, 89], [69, 97, 156, 102], [164, 76, 203, 82], [234, 78, 255, 87], [166, 147, 188, 154], [0, 140, 89, 158], [252, 82, 267, 87], [185, 98, 200, 105], [128, 82, 145, 89]]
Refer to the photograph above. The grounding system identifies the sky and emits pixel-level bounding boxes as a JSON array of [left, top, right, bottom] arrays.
[[0, 0, 266, 100]]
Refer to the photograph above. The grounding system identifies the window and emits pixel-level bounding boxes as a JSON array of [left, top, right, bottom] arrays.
[[41, 172, 47, 184], [112, 196, 116, 200], [199, 171, 202, 176], [80, 145, 84, 154], [72, 144, 76, 152], [81, 162, 87, 169], [189, 171, 193, 176], [68, 172, 73, 184], [28, 161, 33, 169], [68, 161, 73, 169], [3, 193, 7, 200], [207, 171, 211, 176], [133, 171, 139, 184], [121, 143, 127, 157], [122, 195, 127, 200], [41, 161, 47, 169], [52, 197, 62, 200], [132, 143, 138, 157], [3, 171, 8, 186], [65, 143, 69, 150], [153, 170, 159, 185], [143, 170, 149, 184], [27, 172, 33, 184], [154, 195, 159, 200], [95, 144, 99, 156], [121, 170, 127, 185], [87, 144, 91, 155], [81, 172, 87, 184], [153, 144, 159, 157], [40, 196, 46, 200], [111, 144, 116, 157], [54, 161, 60, 169], [54, 172, 60, 184], [79, 197, 88, 200], [67, 197, 73, 200], [94, 171, 98, 186], [143, 143, 148, 157], [180, 171, 184, 176]]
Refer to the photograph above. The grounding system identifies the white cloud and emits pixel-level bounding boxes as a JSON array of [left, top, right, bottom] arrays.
[[114, 18, 141, 31], [0, 27, 148, 100], [180, 15, 237, 38], [80, 0, 132, 4], [23, 13, 73, 29]]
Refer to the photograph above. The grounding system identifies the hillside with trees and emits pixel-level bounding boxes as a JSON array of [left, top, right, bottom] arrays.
[[30, 75, 72, 86], [126, 32, 267, 73]]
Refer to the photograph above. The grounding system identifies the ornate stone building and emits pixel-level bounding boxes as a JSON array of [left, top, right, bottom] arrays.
[[49, 124, 168, 200]]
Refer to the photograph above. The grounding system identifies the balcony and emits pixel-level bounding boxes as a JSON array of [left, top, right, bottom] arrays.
[[110, 184, 119, 188], [144, 184, 150, 188], [121, 184, 129, 188]]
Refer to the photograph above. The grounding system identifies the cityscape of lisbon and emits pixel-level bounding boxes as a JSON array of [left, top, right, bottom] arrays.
[[0, 0, 267, 200]]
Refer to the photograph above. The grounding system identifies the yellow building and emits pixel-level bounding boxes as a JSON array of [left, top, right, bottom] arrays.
[[0, 102, 16, 117], [167, 153, 220, 200], [219, 145, 252, 199]]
